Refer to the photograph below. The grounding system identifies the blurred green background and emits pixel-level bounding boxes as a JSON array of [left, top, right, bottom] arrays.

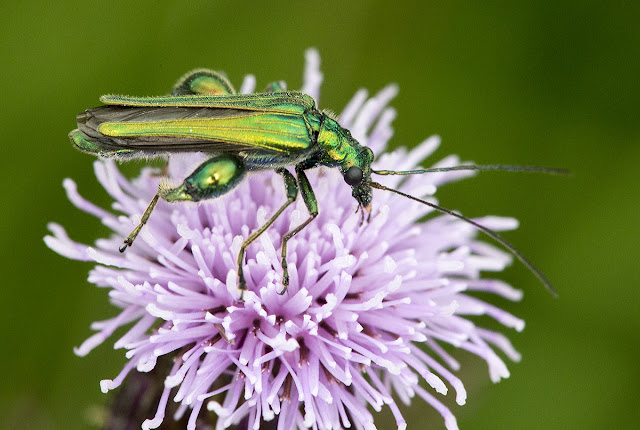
[[1, 1, 638, 429]]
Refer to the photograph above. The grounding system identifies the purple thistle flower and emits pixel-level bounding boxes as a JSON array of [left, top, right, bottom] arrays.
[[46, 49, 526, 430]]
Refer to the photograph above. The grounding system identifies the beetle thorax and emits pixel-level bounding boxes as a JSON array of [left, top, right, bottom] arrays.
[[317, 115, 361, 168]]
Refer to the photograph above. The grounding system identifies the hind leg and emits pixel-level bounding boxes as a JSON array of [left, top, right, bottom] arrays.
[[120, 154, 246, 252], [172, 69, 236, 95]]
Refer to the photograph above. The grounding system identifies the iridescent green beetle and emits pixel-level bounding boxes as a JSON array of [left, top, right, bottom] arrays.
[[70, 70, 565, 297]]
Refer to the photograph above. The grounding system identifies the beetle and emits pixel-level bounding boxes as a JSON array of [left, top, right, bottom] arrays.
[[70, 69, 565, 298]]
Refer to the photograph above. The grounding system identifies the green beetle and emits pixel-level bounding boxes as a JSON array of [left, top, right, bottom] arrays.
[[70, 69, 565, 297]]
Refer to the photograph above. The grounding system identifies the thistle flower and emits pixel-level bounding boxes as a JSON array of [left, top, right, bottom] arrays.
[[46, 49, 525, 430]]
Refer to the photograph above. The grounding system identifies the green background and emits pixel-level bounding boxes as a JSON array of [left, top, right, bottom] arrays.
[[1, 1, 638, 429]]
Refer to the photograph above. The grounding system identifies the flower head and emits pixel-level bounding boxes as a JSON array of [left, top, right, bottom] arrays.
[[46, 49, 525, 430]]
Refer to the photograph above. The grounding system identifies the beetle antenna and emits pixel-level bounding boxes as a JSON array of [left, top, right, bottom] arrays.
[[371, 181, 558, 296], [372, 164, 570, 176]]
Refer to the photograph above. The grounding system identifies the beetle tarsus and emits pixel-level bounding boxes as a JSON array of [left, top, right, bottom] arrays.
[[237, 280, 247, 302], [280, 263, 290, 295]]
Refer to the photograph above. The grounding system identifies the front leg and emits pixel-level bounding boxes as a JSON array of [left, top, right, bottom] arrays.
[[280, 166, 319, 294], [236, 168, 298, 300]]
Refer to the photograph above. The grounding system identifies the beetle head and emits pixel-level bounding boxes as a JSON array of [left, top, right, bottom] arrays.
[[342, 147, 374, 211]]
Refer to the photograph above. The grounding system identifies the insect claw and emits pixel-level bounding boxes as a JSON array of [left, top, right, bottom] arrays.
[[278, 283, 289, 295], [237, 283, 246, 302], [214, 323, 234, 345], [119, 241, 130, 253], [358, 204, 368, 226], [279, 270, 290, 295]]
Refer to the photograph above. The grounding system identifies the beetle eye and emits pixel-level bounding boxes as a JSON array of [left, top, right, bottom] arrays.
[[344, 166, 363, 186]]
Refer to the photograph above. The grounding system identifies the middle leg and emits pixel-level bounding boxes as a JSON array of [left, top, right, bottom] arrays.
[[280, 166, 319, 294], [236, 168, 298, 300]]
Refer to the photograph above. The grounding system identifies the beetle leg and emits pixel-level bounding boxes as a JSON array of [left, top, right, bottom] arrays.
[[263, 80, 287, 93], [119, 193, 160, 252], [172, 69, 236, 95], [120, 154, 245, 252], [279, 166, 319, 294], [236, 168, 298, 300], [159, 155, 245, 203]]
